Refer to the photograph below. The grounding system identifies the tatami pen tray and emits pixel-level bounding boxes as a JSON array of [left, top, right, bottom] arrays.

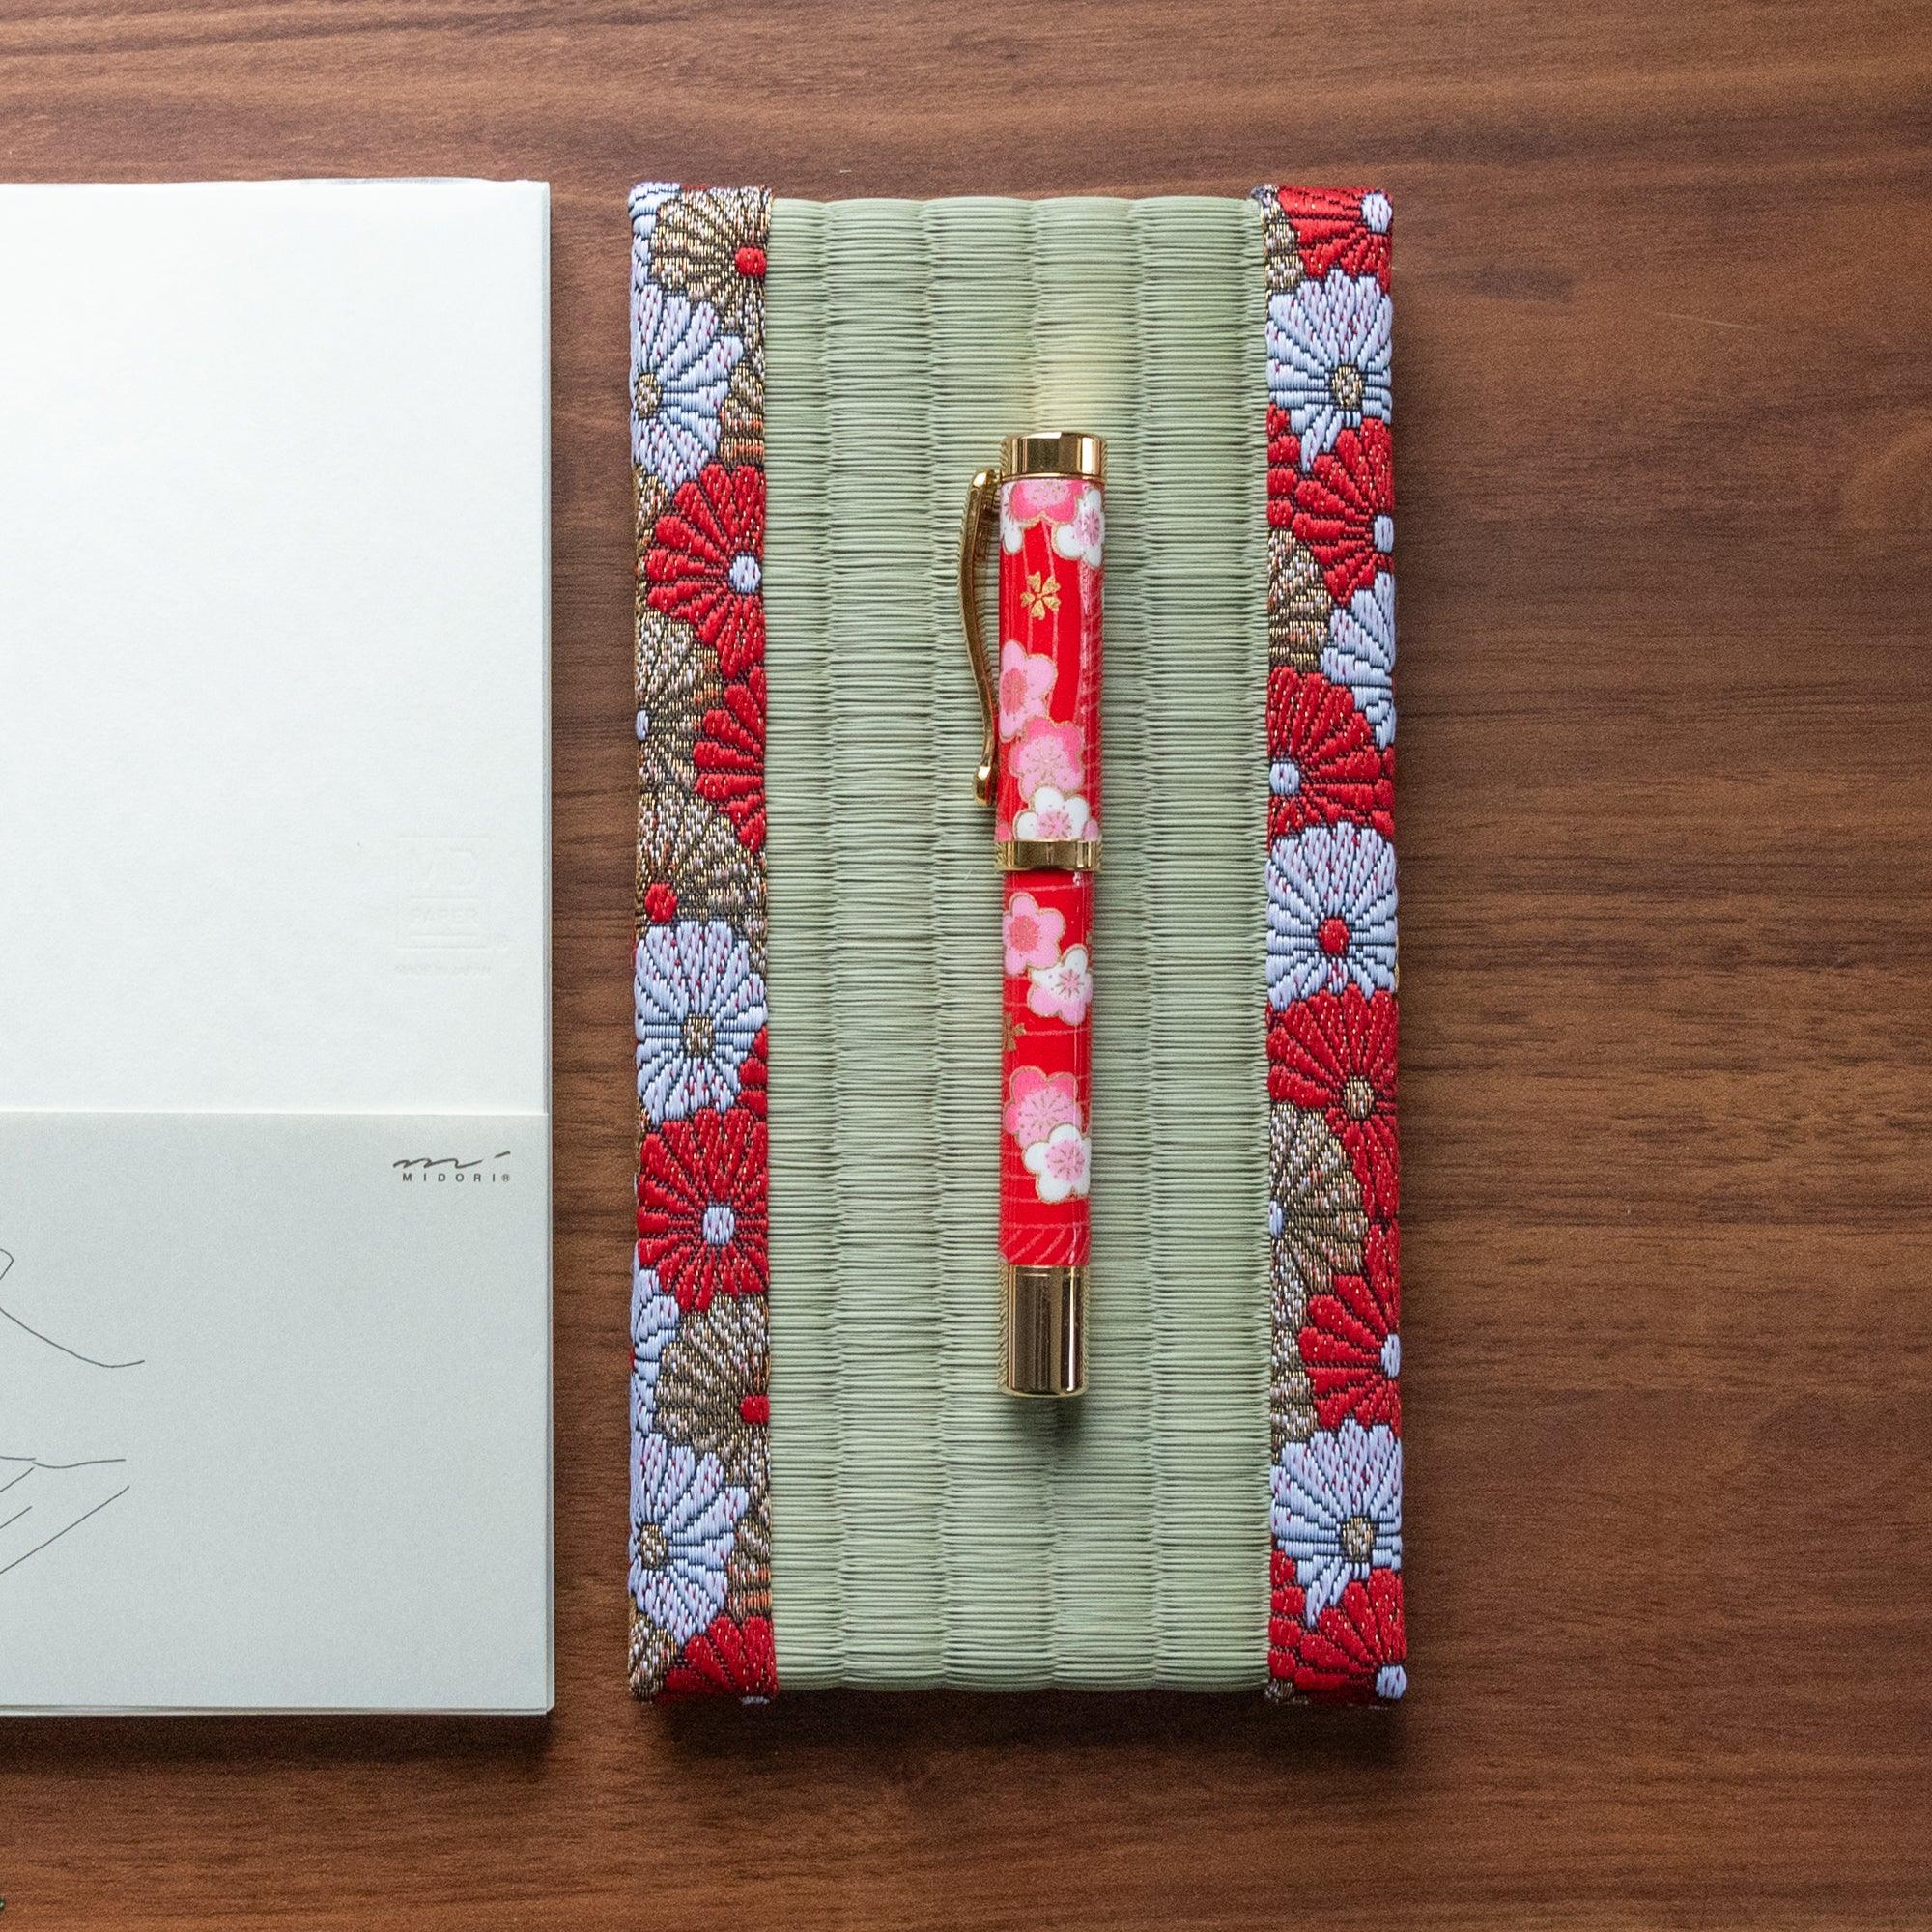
[[627, 185, 1403, 1702]]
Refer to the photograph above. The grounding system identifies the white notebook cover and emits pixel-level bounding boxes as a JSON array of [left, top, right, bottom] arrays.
[[0, 179, 552, 1713]]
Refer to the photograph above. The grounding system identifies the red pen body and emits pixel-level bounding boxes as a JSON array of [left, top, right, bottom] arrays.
[[962, 431, 1104, 1397]]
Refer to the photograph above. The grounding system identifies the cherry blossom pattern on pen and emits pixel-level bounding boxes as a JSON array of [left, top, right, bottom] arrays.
[[1255, 184, 1405, 1704], [995, 473, 1101, 1269], [631, 182, 777, 1704]]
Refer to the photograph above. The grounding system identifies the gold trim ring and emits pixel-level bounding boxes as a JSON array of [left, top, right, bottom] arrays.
[[995, 837, 1100, 874]]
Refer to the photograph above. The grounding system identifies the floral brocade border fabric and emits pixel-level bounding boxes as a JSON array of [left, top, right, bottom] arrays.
[[627, 183, 1403, 1702], [1256, 185, 1406, 1702], [629, 184, 777, 1701]]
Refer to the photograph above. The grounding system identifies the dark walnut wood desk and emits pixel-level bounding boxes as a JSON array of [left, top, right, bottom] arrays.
[[3, 2, 1927, 1925]]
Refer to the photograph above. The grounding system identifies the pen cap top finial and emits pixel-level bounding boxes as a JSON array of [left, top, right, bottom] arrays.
[[1001, 431, 1105, 485]]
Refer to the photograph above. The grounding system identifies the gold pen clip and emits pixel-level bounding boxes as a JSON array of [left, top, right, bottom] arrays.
[[958, 466, 1001, 808]]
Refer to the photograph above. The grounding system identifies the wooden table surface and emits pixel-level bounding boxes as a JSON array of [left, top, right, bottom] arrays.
[[4, 2, 1929, 1925]]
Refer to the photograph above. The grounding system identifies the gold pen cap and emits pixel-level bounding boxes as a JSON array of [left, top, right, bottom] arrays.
[[1003, 1264, 1086, 1398], [1000, 430, 1105, 484]]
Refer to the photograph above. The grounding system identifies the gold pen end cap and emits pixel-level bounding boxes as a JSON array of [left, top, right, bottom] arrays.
[[1000, 431, 1105, 485], [1003, 1264, 1086, 1398]]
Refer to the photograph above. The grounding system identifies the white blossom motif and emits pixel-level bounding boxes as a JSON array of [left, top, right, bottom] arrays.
[[1266, 823, 1398, 1006], [635, 919, 766, 1122], [1270, 1418, 1403, 1623], [630, 282, 743, 488], [1267, 271, 1393, 462], [629, 1430, 747, 1643]]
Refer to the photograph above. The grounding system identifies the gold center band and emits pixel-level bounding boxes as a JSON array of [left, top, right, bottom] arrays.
[[995, 837, 1100, 873]]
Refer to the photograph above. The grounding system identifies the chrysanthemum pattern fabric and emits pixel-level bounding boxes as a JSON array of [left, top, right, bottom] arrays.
[[631, 182, 1405, 1702], [1257, 185, 1406, 1703], [630, 183, 777, 1701]]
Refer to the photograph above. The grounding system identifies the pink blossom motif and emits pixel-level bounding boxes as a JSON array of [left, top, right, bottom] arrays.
[[1003, 1065, 1081, 1148], [1003, 891, 1065, 976], [1051, 486, 1104, 567], [1013, 785, 1093, 845], [1023, 1123, 1092, 1204], [1009, 716, 1083, 803], [998, 639, 1057, 743], [1026, 942, 1093, 1026], [1001, 475, 1084, 550]]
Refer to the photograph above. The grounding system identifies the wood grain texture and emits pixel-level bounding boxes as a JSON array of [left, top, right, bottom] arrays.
[[2, 1, 1929, 1924]]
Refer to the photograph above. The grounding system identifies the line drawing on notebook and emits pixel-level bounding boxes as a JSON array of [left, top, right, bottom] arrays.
[[0, 1247, 145, 1370], [0, 1248, 138, 1581]]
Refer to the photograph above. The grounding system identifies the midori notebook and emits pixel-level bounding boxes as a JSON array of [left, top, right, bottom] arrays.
[[628, 184, 1402, 1703], [0, 179, 552, 1714]]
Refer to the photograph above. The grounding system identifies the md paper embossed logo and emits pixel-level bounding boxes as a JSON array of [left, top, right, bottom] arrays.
[[395, 835, 497, 975]]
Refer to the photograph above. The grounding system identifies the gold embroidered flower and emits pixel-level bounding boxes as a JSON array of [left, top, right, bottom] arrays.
[[629, 1609, 681, 1699], [725, 1507, 771, 1623], [636, 610, 721, 791], [636, 786, 763, 952], [1257, 185, 1305, 294], [649, 187, 770, 341], [653, 1294, 769, 1491], [1269, 1103, 1368, 1320], [719, 338, 765, 469], [1272, 1319, 1317, 1453], [636, 469, 671, 544], [1268, 529, 1332, 670]]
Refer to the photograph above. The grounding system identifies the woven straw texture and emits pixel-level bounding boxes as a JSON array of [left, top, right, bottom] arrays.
[[763, 196, 1269, 1689]]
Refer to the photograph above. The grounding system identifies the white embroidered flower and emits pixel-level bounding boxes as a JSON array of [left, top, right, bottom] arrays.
[[1027, 942, 1093, 1026], [1376, 1662, 1407, 1699], [630, 282, 743, 489], [1321, 570, 1396, 750], [635, 919, 766, 1122], [1012, 785, 1093, 844], [630, 1258, 680, 1435], [1360, 190, 1393, 235], [1270, 1417, 1403, 1624], [629, 180, 678, 269], [1267, 823, 1398, 1007], [1266, 271, 1393, 463], [1023, 1122, 1092, 1204], [1051, 486, 1105, 567], [629, 1430, 747, 1642]]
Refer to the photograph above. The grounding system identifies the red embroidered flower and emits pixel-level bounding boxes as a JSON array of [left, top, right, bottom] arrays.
[[1289, 421, 1394, 604], [1268, 667, 1392, 839], [1280, 187, 1392, 289], [644, 462, 765, 676], [636, 1106, 768, 1309], [737, 1027, 768, 1120], [1268, 986, 1398, 1218], [1266, 405, 1300, 527], [1301, 1222, 1400, 1432], [663, 1613, 777, 1699], [1270, 1553, 1406, 1701], [694, 664, 766, 851]]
